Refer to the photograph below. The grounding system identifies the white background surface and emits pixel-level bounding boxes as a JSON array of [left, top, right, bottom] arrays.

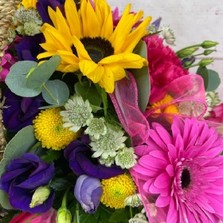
[[108, 0, 223, 100]]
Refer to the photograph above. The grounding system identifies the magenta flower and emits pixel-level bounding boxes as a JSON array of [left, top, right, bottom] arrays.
[[9, 208, 57, 223], [0, 49, 16, 81], [144, 35, 188, 103], [131, 117, 223, 223]]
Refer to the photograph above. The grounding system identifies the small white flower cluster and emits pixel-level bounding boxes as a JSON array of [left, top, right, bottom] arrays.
[[129, 212, 148, 223], [124, 194, 143, 207], [205, 91, 220, 116], [13, 6, 42, 36], [60, 94, 137, 169]]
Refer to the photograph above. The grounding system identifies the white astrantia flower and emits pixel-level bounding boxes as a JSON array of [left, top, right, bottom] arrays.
[[128, 212, 148, 223], [60, 95, 93, 132], [90, 124, 127, 160], [115, 147, 137, 169], [161, 25, 175, 45], [13, 6, 42, 36], [124, 194, 143, 207], [85, 117, 107, 139], [98, 155, 115, 167]]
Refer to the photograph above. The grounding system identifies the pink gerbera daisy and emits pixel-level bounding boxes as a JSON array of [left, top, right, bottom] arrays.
[[131, 117, 223, 223]]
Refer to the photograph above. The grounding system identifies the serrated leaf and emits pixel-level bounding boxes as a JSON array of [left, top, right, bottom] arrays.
[[5, 62, 40, 97], [96, 85, 108, 117], [50, 177, 73, 191], [0, 125, 36, 209], [75, 81, 102, 111], [26, 55, 61, 90], [42, 79, 70, 105]]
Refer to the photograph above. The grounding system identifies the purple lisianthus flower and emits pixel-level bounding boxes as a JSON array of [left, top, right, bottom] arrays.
[[15, 34, 43, 61], [37, 0, 65, 24], [64, 135, 124, 179], [3, 89, 44, 132], [0, 153, 55, 213], [74, 175, 102, 213]]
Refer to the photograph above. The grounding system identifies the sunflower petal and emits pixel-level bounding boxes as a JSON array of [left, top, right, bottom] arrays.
[[100, 53, 147, 69]]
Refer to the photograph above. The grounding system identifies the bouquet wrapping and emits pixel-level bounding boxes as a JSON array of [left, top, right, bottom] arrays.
[[0, 0, 223, 222]]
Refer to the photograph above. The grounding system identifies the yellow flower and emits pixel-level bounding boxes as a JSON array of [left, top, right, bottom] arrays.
[[150, 94, 179, 122], [100, 174, 136, 209], [33, 108, 79, 150], [21, 0, 37, 9], [37, 0, 152, 93]]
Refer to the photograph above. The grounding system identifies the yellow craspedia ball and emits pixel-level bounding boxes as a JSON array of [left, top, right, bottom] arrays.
[[101, 174, 136, 209], [33, 108, 79, 150]]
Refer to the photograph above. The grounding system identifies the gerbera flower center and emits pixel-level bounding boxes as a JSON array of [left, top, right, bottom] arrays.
[[79, 37, 114, 63], [181, 168, 191, 189]]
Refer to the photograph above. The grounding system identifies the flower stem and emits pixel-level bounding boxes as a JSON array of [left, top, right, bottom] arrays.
[[62, 188, 70, 208], [129, 206, 133, 218], [75, 203, 80, 223]]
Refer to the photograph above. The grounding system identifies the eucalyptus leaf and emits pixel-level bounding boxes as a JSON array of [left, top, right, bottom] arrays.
[[5, 62, 40, 97], [26, 55, 61, 90], [42, 79, 70, 105], [0, 125, 36, 209], [10, 61, 38, 74], [0, 190, 13, 209], [197, 67, 221, 91], [0, 125, 36, 176]]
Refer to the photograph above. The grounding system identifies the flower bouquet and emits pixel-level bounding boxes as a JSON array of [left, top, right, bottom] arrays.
[[0, 0, 223, 222]]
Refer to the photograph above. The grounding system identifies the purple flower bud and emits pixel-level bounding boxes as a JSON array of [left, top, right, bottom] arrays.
[[74, 175, 102, 214]]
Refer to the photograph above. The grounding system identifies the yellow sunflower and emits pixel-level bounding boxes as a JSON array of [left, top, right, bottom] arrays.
[[37, 0, 152, 93]]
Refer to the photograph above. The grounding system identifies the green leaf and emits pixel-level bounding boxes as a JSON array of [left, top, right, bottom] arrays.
[[0, 125, 36, 209], [5, 62, 40, 97], [26, 55, 61, 90], [50, 177, 73, 191], [75, 81, 102, 111], [133, 40, 147, 59], [96, 85, 108, 117], [42, 79, 70, 105], [197, 67, 221, 91], [108, 208, 129, 223], [41, 150, 61, 162], [10, 61, 37, 74], [0, 125, 36, 176], [132, 40, 150, 111], [131, 67, 150, 112]]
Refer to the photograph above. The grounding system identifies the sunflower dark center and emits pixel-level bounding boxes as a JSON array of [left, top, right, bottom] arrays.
[[79, 37, 114, 63], [181, 168, 191, 189]]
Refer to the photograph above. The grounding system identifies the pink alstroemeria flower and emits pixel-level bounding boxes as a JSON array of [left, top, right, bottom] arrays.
[[9, 208, 57, 223]]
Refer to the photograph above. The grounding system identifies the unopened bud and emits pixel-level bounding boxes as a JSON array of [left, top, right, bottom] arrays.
[[57, 208, 72, 223], [176, 47, 199, 58], [30, 186, 51, 208], [203, 49, 216, 56], [198, 58, 214, 67], [201, 40, 218, 49]]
